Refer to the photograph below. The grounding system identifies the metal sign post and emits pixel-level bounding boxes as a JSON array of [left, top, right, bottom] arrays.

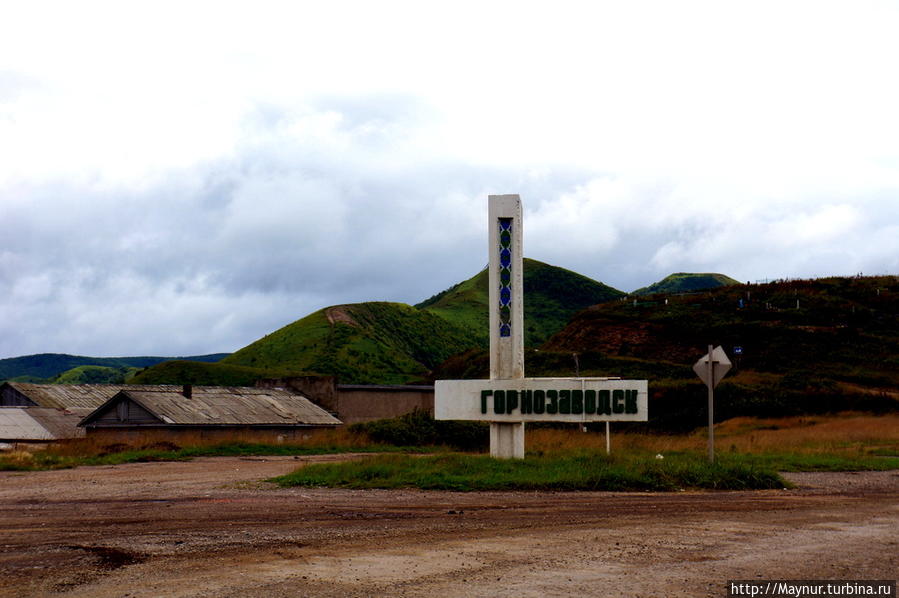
[[435, 195, 649, 458], [693, 345, 732, 463]]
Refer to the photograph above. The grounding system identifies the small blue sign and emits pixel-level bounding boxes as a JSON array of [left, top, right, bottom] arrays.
[[733, 346, 743, 355]]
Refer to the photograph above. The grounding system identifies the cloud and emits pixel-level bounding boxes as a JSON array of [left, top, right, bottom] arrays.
[[2, 2, 899, 358]]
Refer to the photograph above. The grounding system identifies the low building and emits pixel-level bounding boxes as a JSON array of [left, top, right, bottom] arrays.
[[0, 407, 85, 446], [257, 377, 434, 424], [0, 382, 122, 414], [0, 382, 129, 442], [79, 385, 342, 443]]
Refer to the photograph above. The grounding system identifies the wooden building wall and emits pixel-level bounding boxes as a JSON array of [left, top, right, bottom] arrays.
[[83, 426, 325, 445], [0, 385, 35, 407]]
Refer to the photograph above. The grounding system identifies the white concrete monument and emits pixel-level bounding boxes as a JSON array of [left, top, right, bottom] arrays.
[[435, 194, 649, 458]]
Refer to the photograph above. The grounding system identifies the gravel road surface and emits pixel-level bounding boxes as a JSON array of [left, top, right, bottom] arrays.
[[1, 456, 896, 597]]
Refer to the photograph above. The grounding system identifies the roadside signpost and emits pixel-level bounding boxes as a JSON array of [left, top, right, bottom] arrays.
[[435, 194, 649, 458], [693, 345, 732, 463]]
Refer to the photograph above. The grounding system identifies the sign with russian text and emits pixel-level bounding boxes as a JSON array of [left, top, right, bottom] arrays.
[[435, 378, 648, 423]]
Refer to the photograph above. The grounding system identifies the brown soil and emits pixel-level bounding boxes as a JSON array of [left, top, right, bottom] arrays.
[[325, 307, 358, 327], [1, 456, 896, 598]]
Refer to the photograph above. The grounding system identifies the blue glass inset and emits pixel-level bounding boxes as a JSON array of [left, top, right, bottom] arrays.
[[498, 218, 513, 337]]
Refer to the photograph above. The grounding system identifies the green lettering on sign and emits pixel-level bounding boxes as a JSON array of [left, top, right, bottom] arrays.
[[506, 390, 519, 414], [625, 390, 638, 414], [521, 390, 533, 414], [599, 390, 611, 415], [571, 390, 584, 414], [494, 390, 505, 414], [481, 390, 492, 414], [471, 386, 642, 418], [546, 390, 558, 414]]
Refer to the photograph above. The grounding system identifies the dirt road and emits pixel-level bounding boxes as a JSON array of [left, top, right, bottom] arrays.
[[1, 456, 896, 597]]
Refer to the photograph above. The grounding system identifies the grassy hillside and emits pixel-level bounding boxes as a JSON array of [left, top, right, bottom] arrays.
[[220, 302, 480, 384], [206, 260, 623, 386], [632, 272, 741, 296], [0, 353, 230, 383], [53, 365, 141, 384], [128, 360, 299, 386], [417, 258, 624, 346], [433, 275, 899, 430]]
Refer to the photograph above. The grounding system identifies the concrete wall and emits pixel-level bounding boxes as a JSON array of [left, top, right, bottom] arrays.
[[255, 377, 434, 425], [336, 386, 434, 425], [256, 377, 338, 412]]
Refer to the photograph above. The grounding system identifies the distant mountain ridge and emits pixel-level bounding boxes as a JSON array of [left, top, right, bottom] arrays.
[[632, 273, 741, 296], [7, 267, 749, 387], [0, 353, 230, 383]]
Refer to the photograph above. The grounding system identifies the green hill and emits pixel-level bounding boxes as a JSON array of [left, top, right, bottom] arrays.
[[417, 258, 625, 347], [432, 276, 899, 429], [53, 365, 141, 384], [632, 272, 741, 296], [220, 302, 480, 384], [538, 276, 899, 428], [127, 360, 297, 386], [136, 259, 625, 386], [0, 353, 230, 383]]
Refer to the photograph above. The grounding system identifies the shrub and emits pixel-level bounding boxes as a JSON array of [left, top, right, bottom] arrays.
[[350, 409, 488, 451]]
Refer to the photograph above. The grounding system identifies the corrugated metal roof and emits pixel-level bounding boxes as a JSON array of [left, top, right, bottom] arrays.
[[91, 386, 342, 426], [5, 383, 176, 410], [0, 408, 55, 441], [28, 408, 87, 439]]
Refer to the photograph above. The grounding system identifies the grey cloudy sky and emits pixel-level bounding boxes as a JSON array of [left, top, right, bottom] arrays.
[[2, 1, 898, 359]]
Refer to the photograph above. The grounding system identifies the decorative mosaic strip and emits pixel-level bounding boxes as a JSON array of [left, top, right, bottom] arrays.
[[498, 218, 512, 337]]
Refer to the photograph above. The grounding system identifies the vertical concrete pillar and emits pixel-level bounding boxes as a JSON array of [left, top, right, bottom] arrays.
[[488, 194, 525, 458]]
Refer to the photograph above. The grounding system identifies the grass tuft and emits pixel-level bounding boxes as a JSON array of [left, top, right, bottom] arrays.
[[271, 452, 788, 492]]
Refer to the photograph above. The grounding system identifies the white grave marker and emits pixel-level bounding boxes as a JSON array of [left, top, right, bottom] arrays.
[[435, 194, 649, 458]]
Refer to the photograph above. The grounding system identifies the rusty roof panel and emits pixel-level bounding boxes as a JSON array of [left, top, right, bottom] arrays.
[[26, 408, 87, 439]]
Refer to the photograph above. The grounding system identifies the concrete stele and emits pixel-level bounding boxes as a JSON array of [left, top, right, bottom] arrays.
[[488, 194, 525, 458]]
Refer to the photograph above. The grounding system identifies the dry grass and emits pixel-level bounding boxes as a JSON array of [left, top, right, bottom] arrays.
[[2, 450, 35, 463], [44, 427, 370, 458], [527, 413, 899, 456], [6, 414, 897, 471]]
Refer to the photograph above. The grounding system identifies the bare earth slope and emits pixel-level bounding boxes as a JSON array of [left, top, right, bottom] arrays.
[[1, 458, 896, 598]]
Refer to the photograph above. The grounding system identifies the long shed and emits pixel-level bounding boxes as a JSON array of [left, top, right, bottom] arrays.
[[0, 382, 130, 442], [0, 407, 85, 444], [79, 386, 342, 443], [0, 382, 124, 412]]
